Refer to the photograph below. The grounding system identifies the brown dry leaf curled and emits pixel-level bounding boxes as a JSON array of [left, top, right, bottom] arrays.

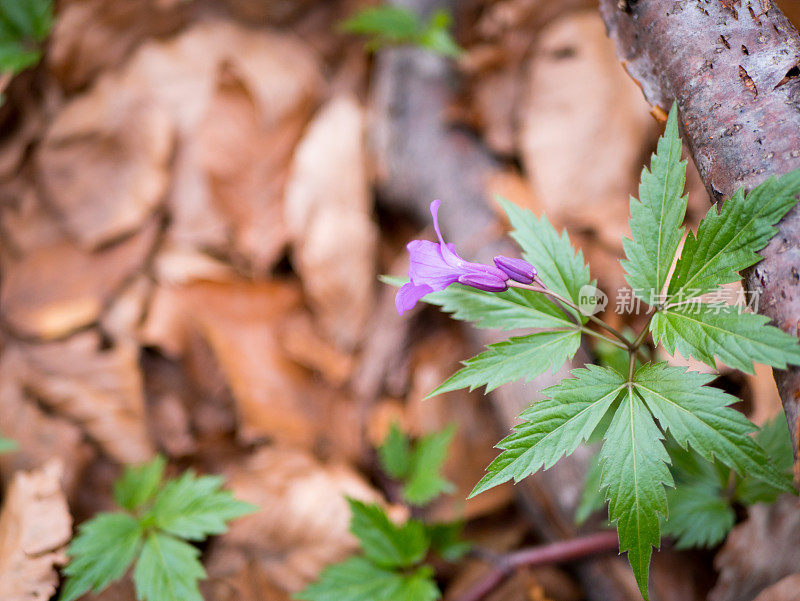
[[0, 219, 159, 341], [710, 496, 800, 601], [0, 351, 91, 495], [4, 332, 153, 464], [284, 95, 376, 350], [517, 10, 656, 244], [123, 21, 323, 274], [0, 460, 72, 601], [141, 280, 318, 446], [37, 74, 174, 250], [208, 447, 395, 592]]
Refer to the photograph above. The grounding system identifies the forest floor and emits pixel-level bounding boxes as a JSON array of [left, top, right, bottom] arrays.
[[1, 1, 799, 600]]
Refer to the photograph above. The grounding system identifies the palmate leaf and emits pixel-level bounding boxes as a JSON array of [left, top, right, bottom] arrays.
[[425, 521, 471, 561], [660, 442, 733, 549], [621, 103, 687, 305], [114, 455, 166, 511], [662, 482, 735, 549], [347, 500, 429, 568], [0, 0, 53, 74], [471, 365, 624, 496], [499, 198, 593, 323], [402, 426, 456, 505], [430, 329, 581, 395], [148, 471, 256, 541], [668, 169, 800, 300], [133, 533, 205, 601], [59, 513, 143, 601], [378, 422, 412, 480], [651, 303, 800, 373], [295, 557, 440, 601], [736, 412, 796, 504], [633, 363, 793, 492], [424, 284, 574, 330], [598, 388, 672, 600]]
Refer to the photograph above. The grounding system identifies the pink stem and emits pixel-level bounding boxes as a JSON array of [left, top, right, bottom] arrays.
[[456, 531, 620, 601]]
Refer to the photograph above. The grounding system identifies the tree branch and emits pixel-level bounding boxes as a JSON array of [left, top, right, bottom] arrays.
[[456, 531, 620, 601]]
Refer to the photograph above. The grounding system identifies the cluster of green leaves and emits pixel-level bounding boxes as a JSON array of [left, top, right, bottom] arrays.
[[379, 423, 456, 505], [297, 426, 469, 601], [577, 412, 794, 549], [339, 5, 462, 57], [60, 456, 256, 601], [0, 0, 52, 74], [410, 104, 800, 599]]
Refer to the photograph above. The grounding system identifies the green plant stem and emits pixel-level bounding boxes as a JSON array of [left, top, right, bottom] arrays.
[[579, 327, 629, 351], [627, 315, 654, 381], [510, 282, 635, 351]]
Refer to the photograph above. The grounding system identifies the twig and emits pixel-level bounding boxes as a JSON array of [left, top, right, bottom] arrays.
[[457, 531, 620, 601]]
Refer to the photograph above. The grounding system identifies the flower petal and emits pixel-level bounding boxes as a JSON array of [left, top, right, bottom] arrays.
[[430, 200, 463, 268], [407, 240, 461, 289], [395, 282, 434, 315], [458, 272, 508, 292]]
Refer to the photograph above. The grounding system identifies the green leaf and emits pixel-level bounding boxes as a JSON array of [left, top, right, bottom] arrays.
[[736, 412, 796, 504], [59, 513, 143, 601], [340, 6, 420, 40], [633, 363, 793, 493], [499, 198, 594, 323], [621, 103, 687, 305], [148, 471, 257, 541], [0, 434, 16, 453], [575, 452, 607, 525], [599, 387, 672, 600], [431, 329, 581, 395], [425, 521, 471, 561], [662, 482, 735, 549], [295, 557, 440, 601], [0, 0, 52, 74], [651, 304, 800, 373], [347, 499, 429, 568], [471, 365, 625, 496], [424, 284, 574, 330], [339, 5, 461, 57], [668, 168, 800, 299], [403, 426, 456, 505], [114, 455, 166, 511], [133, 533, 205, 601], [378, 422, 412, 480]]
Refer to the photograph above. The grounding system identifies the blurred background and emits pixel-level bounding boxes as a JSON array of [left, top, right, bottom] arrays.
[[2, 1, 800, 600]]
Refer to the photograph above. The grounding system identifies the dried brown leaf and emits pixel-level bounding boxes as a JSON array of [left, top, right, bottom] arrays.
[[0, 219, 158, 340], [284, 96, 376, 349], [752, 574, 800, 601], [0, 460, 72, 601], [6, 332, 153, 464], [141, 281, 323, 447], [0, 351, 91, 495], [122, 21, 323, 273], [37, 76, 174, 249], [518, 11, 656, 242], [48, 0, 187, 91], [209, 447, 393, 592], [711, 497, 800, 601]]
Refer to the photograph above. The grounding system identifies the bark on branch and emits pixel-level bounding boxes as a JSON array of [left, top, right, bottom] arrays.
[[599, 0, 800, 467]]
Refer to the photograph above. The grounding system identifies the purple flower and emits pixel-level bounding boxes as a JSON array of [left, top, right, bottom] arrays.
[[395, 200, 509, 315], [493, 255, 538, 285]]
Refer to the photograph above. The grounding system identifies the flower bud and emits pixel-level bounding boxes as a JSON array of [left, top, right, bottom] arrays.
[[458, 273, 509, 292], [493, 255, 538, 284]]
